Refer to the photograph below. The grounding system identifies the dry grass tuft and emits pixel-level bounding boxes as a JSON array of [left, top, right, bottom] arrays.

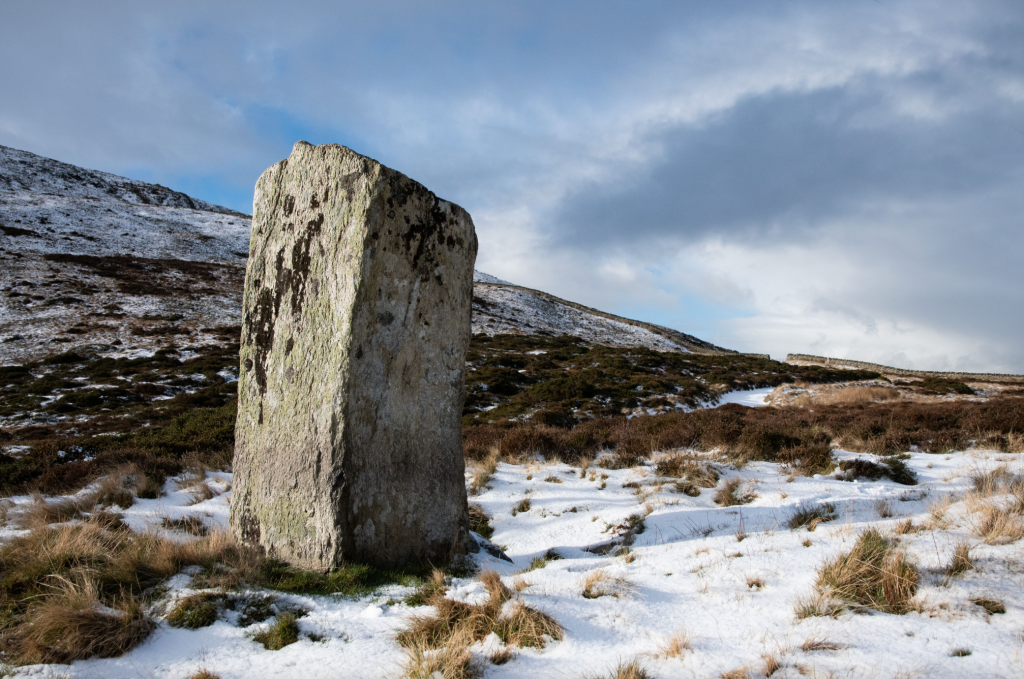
[[714, 478, 757, 507], [801, 636, 843, 652], [187, 481, 216, 505], [814, 528, 918, 614], [875, 499, 894, 518], [944, 541, 974, 579], [761, 652, 782, 677], [658, 628, 692, 658], [582, 658, 650, 679], [657, 454, 719, 492], [894, 518, 916, 535], [0, 521, 265, 665], [162, 515, 209, 537], [746, 576, 765, 590], [720, 668, 753, 679], [793, 592, 844, 620], [0, 575, 153, 664], [970, 596, 1006, 615], [490, 645, 517, 665], [397, 569, 562, 670], [11, 493, 84, 530], [187, 671, 220, 679], [969, 465, 1018, 497], [511, 498, 531, 516], [1007, 431, 1024, 454], [581, 569, 633, 599], [787, 502, 837, 531], [469, 448, 501, 495], [975, 503, 1024, 544], [401, 631, 480, 679]]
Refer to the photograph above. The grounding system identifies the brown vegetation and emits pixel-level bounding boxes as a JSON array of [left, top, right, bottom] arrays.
[[813, 528, 918, 615], [397, 570, 562, 676]]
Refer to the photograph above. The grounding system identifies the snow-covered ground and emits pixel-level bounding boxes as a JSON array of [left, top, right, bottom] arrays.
[[7, 448, 1024, 678], [715, 387, 773, 408]]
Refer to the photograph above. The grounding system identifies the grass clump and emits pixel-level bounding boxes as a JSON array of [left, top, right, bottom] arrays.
[[974, 503, 1024, 545], [814, 528, 918, 614], [397, 570, 562, 667], [468, 503, 493, 539], [970, 597, 1006, 615], [0, 522, 262, 664], [835, 456, 917, 485], [713, 478, 756, 507], [252, 613, 299, 650], [800, 636, 843, 652], [582, 658, 650, 679], [511, 498, 531, 516], [787, 502, 837, 531], [162, 515, 209, 536], [581, 569, 633, 599], [167, 593, 224, 629], [658, 629, 692, 658], [944, 541, 974, 579], [469, 449, 500, 495]]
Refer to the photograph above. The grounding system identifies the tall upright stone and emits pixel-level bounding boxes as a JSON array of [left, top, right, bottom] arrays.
[[231, 141, 478, 570]]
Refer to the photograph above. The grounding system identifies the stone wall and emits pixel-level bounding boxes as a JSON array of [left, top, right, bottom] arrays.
[[785, 354, 1024, 384]]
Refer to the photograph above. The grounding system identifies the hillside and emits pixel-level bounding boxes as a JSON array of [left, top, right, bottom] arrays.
[[0, 144, 729, 366]]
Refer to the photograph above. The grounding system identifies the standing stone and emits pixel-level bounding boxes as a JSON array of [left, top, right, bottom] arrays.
[[230, 141, 478, 571]]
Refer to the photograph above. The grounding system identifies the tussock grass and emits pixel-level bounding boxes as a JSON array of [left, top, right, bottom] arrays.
[[0, 519, 418, 664], [657, 454, 718, 487], [787, 502, 837, 531], [469, 448, 500, 495], [11, 493, 84, 529], [944, 541, 974, 579], [252, 613, 300, 650], [187, 671, 220, 679], [511, 498, 531, 516], [714, 478, 757, 507], [894, 518, 916, 535], [0, 574, 153, 664], [658, 628, 691, 658], [969, 465, 1019, 497], [397, 569, 563, 668], [167, 593, 224, 629], [801, 636, 843, 651], [581, 569, 633, 599], [793, 592, 844, 620], [162, 515, 209, 537], [467, 503, 493, 539], [582, 658, 650, 679], [813, 528, 918, 614], [187, 481, 216, 505], [400, 631, 479, 679], [404, 569, 447, 607], [974, 503, 1024, 544], [970, 597, 1006, 614]]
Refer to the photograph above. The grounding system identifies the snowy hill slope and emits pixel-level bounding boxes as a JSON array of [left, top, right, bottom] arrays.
[[0, 145, 731, 364]]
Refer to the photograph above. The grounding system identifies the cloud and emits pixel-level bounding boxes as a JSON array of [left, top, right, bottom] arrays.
[[1, 0, 1022, 370]]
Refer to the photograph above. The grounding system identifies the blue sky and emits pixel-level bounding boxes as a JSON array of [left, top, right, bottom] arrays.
[[2, 1, 1022, 370]]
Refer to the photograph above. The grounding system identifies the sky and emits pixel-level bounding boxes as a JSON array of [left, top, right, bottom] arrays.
[[2, 1, 1022, 371]]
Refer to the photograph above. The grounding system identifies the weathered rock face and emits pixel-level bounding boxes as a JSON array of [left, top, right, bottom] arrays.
[[230, 141, 478, 570]]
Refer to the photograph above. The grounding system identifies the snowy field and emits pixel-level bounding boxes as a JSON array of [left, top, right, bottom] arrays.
[[5, 445, 1024, 679]]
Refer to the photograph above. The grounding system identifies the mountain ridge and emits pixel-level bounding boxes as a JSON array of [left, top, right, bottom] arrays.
[[0, 144, 732, 364]]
